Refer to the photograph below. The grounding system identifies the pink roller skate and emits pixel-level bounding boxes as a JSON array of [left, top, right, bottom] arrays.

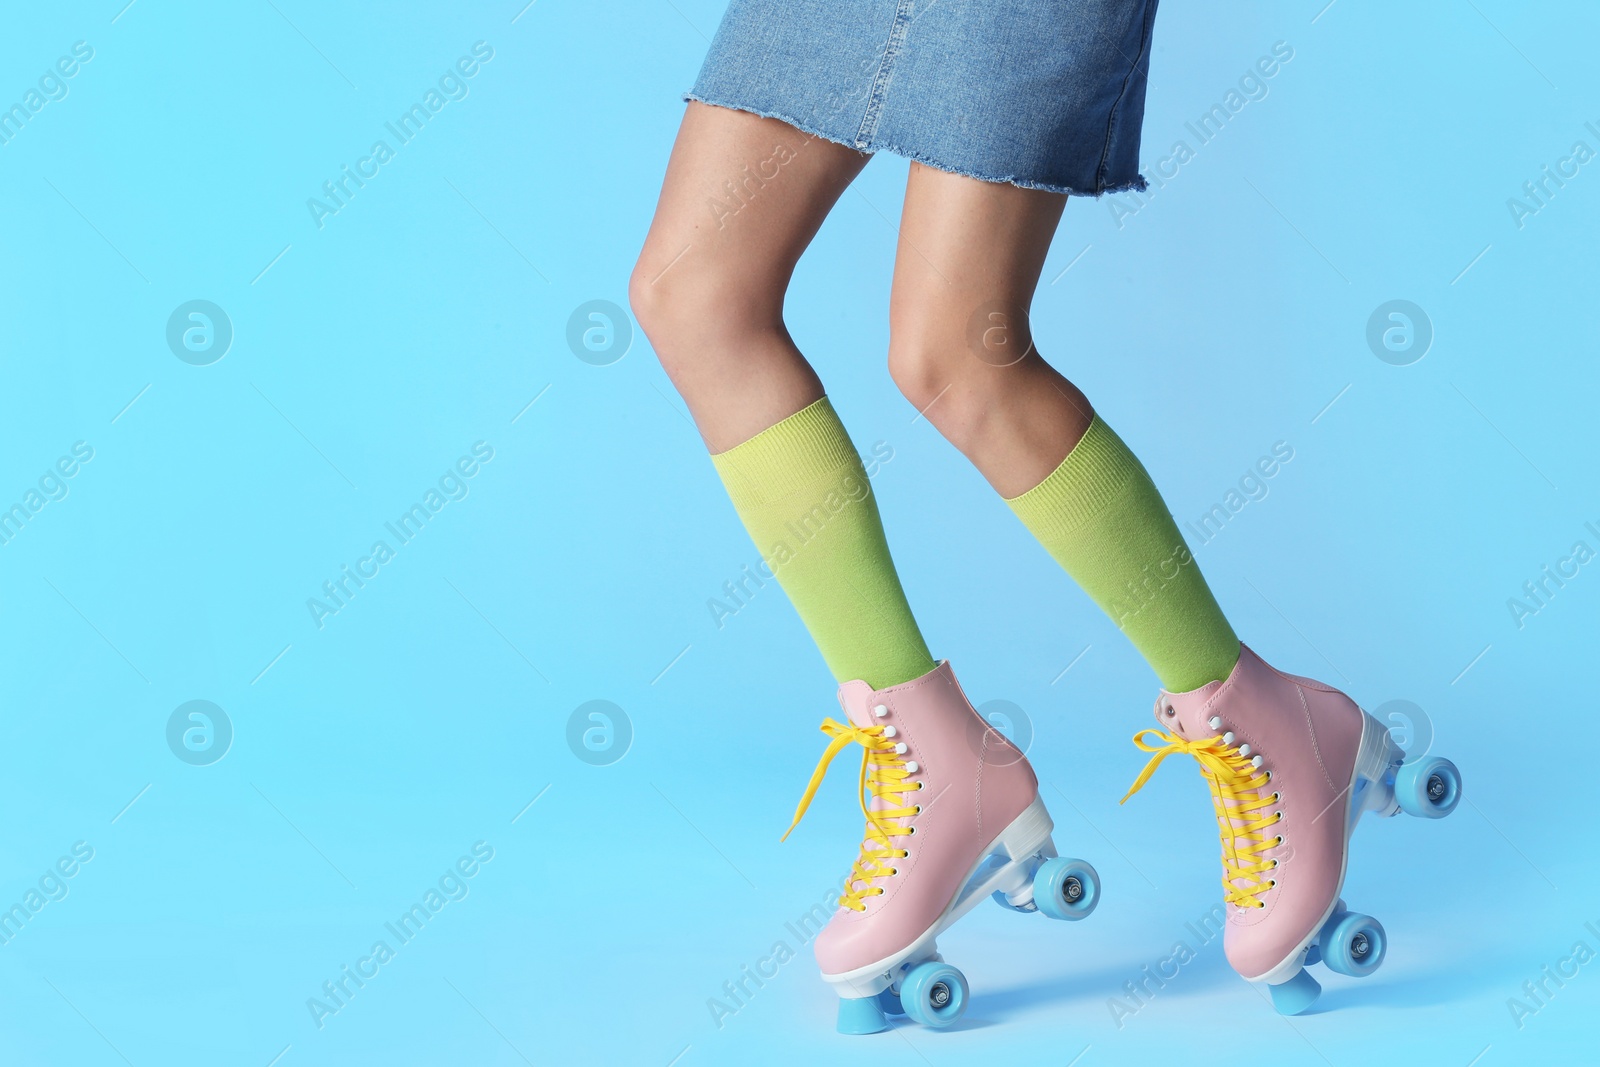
[[784, 661, 1101, 1034], [1121, 644, 1462, 1014]]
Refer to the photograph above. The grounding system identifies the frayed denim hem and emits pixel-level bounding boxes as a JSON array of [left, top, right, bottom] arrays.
[[683, 92, 870, 154], [682, 93, 1147, 198]]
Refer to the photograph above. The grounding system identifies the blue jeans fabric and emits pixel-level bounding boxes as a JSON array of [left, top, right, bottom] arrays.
[[687, 0, 1159, 196]]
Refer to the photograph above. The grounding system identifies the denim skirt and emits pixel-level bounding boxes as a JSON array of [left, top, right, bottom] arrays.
[[686, 0, 1159, 196]]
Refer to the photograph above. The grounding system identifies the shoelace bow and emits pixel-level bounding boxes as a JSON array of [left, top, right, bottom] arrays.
[[783, 717, 923, 912], [1121, 729, 1282, 908]]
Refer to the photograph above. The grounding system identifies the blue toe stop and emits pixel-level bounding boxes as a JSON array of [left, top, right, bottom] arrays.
[[1268, 970, 1322, 1015], [836, 995, 890, 1035]]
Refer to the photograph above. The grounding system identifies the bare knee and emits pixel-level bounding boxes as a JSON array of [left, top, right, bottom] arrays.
[[627, 253, 693, 371], [887, 335, 948, 415], [886, 300, 983, 416], [629, 250, 715, 385], [889, 298, 1089, 464], [629, 247, 778, 384]]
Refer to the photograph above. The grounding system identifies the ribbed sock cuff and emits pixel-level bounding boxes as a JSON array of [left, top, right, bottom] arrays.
[[1003, 415, 1147, 533], [711, 397, 861, 511]]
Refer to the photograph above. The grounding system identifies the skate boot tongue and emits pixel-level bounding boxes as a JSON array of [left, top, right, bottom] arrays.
[[1148, 683, 1223, 740], [836, 679, 879, 730]]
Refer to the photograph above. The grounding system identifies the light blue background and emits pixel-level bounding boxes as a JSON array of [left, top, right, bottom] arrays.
[[1, 1, 1596, 1064]]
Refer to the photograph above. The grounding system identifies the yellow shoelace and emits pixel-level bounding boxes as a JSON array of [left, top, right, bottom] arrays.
[[783, 717, 924, 912], [1121, 729, 1282, 909]]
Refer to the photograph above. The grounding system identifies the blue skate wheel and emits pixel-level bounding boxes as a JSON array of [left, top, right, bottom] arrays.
[[877, 986, 905, 1016], [1396, 755, 1461, 819], [1032, 857, 1100, 921], [1268, 969, 1322, 1015], [1320, 911, 1387, 978], [900, 961, 969, 1028], [836, 995, 889, 1035]]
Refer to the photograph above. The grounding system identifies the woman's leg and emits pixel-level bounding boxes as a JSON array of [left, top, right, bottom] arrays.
[[636, 112, 1075, 1039], [883, 165, 1454, 1022], [887, 162, 1237, 692], [630, 103, 935, 689]]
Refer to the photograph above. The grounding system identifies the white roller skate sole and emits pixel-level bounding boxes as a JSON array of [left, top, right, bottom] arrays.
[[820, 794, 1058, 1000], [1253, 711, 1404, 988]]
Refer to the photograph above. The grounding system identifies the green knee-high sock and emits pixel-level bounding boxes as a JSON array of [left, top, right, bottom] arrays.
[[1005, 415, 1239, 692], [711, 397, 936, 690]]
